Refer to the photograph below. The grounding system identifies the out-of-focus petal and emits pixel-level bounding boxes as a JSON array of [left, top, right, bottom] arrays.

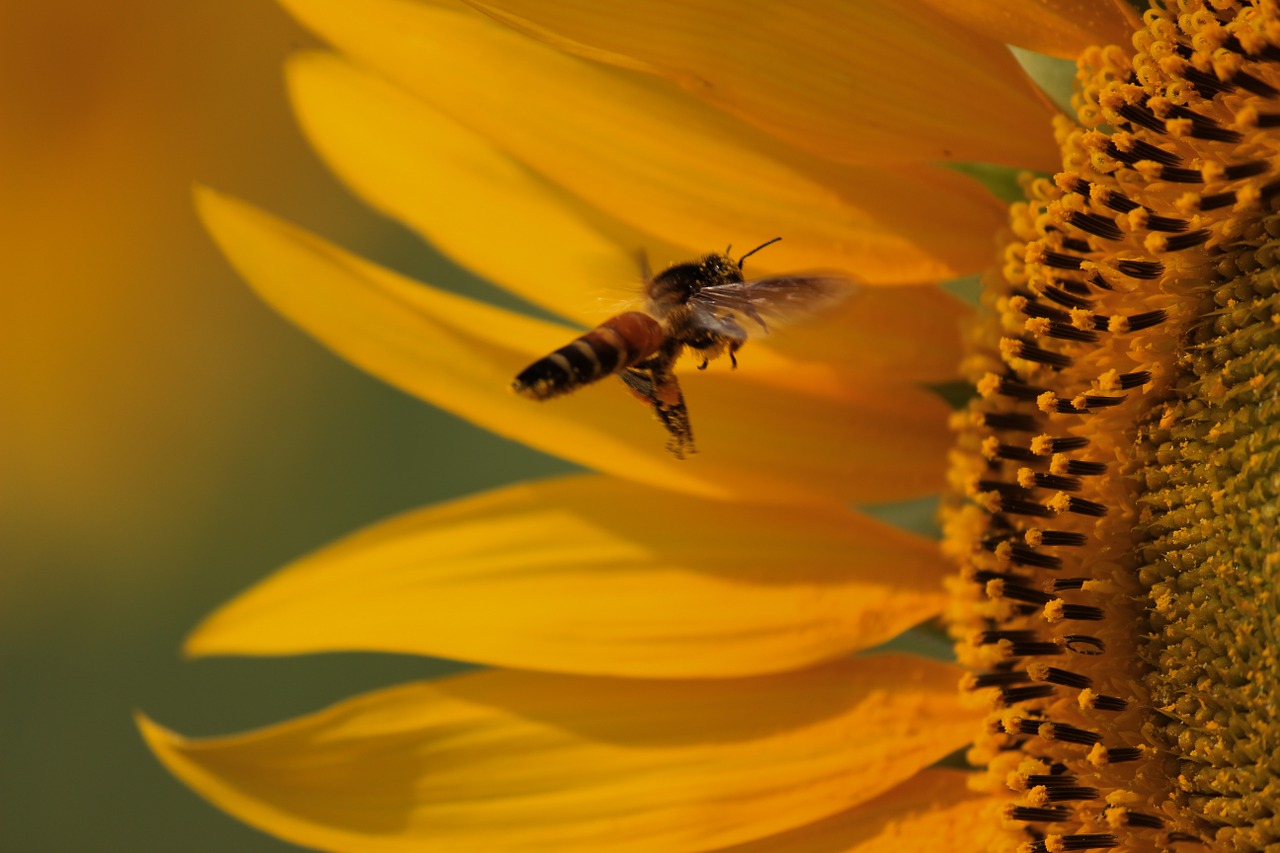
[[287, 50, 970, 381], [188, 475, 951, 677], [759, 285, 969, 383], [287, 50, 649, 327], [460, 0, 1062, 169], [918, 0, 1140, 60], [715, 769, 993, 853], [279, 0, 1008, 281], [139, 655, 978, 852], [196, 188, 953, 506]]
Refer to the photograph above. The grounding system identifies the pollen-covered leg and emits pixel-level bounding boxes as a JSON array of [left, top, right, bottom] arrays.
[[620, 353, 696, 459], [945, 3, 1280, 851]]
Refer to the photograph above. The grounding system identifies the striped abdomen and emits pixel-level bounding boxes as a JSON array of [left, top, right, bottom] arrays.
[[512, 311, 665, 400]]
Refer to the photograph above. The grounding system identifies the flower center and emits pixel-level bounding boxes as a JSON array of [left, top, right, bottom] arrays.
[[943, 2, 1280, 851]]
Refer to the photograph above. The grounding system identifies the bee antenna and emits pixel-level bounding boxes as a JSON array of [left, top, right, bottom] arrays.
[[735, 237, 782, 268]]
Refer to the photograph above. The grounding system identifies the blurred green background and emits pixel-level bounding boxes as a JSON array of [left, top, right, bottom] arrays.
[[1, 3, 566, 849]]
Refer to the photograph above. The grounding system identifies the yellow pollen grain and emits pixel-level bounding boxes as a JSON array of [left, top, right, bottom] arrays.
[[1046, 492, 1072, 514], [1042, 600, 1066, 624], [977, 373, 1002, 398], [1069, 307, 1095, 331], [1024, 316, 1051, 337]]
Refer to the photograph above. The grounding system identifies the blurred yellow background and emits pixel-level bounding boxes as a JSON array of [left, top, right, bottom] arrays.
[[1, 3, 564, 849]]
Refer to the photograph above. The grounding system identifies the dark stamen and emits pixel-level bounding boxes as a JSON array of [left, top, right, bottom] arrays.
[[1058, 604, 1106, 621], [1116, 260, 1164, 279], [1117, 371, 1151, 389], [1063, 635, 1105, 655], [1002, 685, 1056, 704], [1039, 666, 1092, 688], [1065, 497, 1107, 517], [1125, 310, 1168, 331], [1016, 342, 1074, 368], [1010, 806, 1072, 822], [1065, 211, 1122, 240], [983, 412, 1040, 432], [1039, 530, 1088, 546]]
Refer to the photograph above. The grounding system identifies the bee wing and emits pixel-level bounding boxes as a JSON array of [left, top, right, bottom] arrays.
[[686, 274, 856, 334]]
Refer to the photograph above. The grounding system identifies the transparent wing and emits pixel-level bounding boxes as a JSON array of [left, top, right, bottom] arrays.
[[686, 274, 857, 335]]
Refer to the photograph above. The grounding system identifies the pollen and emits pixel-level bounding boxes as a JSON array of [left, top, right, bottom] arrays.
[[943, 2, 1280, 851]]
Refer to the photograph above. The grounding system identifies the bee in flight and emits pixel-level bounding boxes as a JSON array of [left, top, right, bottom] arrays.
[[511, 238, 853, 458]]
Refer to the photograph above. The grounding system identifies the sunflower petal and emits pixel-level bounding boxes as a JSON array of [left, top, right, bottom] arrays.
[[715, 769, 993, 853], [758, 284, 969, 383], [918, 0, 1140, 60], [458, 0, 1062, 169], [286, 50, 969, 380], [286, 50, 649, 327], [188, 475, 950, 676], [138, 655, 977, 852], [279, 0, 1007, 281], [196, 188, 952, 504]]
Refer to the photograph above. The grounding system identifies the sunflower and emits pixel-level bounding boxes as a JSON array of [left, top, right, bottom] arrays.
[[139, 0, 1280, 851]]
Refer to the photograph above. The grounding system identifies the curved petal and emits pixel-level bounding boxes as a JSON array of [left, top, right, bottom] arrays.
[[918, 0, 1140, 60], [287, 51, 651, 327], [196, 188, 953, 505], [286, 50, 970, 381], [279, 0, 1008, 281], [188, 475, 951, 677], [139, 655, 977, 852], [715, 769, 993, 852], [460, 0, 1062, 169]]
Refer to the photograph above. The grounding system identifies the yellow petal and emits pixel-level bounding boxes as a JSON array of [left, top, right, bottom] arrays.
[[287, 50, 652, 327], [189, 475, 950, 677], [460, 0, 1062, 169], [197, 188, 953, 505], [139, 655, 977, 852], [280, 0, 1008, 281], [918, 0, 1140, 60], [760, 284, 969, 383], [287, 49, 969, 381], [716, 769, 994, 852]]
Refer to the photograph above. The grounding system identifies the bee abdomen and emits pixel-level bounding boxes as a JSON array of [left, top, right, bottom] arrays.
[[512, 311, 664, 400]]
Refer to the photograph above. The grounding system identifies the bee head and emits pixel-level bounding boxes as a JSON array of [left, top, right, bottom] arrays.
[[646, 238, 781, 308]]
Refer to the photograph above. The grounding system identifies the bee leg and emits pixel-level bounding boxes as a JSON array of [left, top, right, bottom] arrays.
[[697, 357, 709, 370], [720, 318, 748, 369], [653, 386, 695, 458], [621, 356, 696, 458]]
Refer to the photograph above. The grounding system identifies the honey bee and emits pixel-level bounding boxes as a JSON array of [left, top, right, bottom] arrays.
[[512, 238, 852, 458]]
